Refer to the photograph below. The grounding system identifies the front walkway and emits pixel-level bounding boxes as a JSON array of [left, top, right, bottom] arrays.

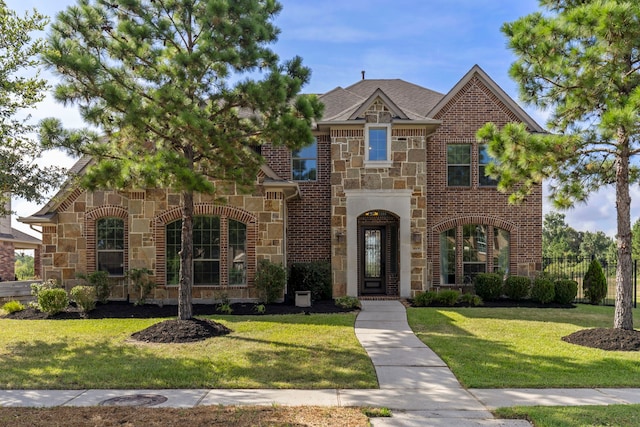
[[353, 300, 531, 426]]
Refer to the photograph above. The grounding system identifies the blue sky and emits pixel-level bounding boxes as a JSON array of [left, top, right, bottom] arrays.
[[7, 0, 634, 238]]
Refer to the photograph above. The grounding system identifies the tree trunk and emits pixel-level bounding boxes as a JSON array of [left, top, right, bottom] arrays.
[[178, 189, 194, 320], [614, 136, 634, 330]]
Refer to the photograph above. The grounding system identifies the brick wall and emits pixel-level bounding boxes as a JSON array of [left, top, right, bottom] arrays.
[[0, 241, 15, 281], [428, 75, 542, 286]]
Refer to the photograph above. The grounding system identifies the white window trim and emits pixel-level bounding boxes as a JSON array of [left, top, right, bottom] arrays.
[[364, 123, 392, 168]]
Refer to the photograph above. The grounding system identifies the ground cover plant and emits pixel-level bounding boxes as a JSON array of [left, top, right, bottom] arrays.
[[407, 305, 640, 388], [0, 311, 376, 390], [495, 404, 640, 427]]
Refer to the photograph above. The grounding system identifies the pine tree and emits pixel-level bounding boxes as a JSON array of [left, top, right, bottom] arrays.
[[40, 0, 323, 320], [478, 0, 640, 330]]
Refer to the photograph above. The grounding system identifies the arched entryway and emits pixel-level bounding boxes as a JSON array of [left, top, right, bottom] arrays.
[[357, 210, 400, 296]]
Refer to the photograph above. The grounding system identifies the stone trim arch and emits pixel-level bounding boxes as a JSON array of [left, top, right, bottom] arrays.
[[154, 204, 257, 287], [85, 206, 129, 273]]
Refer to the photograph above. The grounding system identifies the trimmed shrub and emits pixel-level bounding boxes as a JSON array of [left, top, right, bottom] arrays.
[[460, 293, 483, 307], [583, 259, 607, 304], [70, 285, 97, 316], [554, 279, 578, 304], [38, 288, 69, 315], [255, 259, 286, 304], [531, 277, 555, 304], [2, 300, 25, 314], [30, 279, 62, 300], [288, 261, 332, 301], [412, 291, 437, 307], [335, 296, 361, 309], [435, 290, 460, 306], [503, 276, 531, 301], [77, 271, 111, 304], [127, 268, 156, 305], [474, 273, 503, 301]]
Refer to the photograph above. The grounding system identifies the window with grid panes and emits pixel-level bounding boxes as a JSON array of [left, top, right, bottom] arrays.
[[447, 144, 471, 186], [96, 218, 124, 276]]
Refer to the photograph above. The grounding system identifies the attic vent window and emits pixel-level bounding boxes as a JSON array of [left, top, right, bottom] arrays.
[[364, 123, 392, 168]]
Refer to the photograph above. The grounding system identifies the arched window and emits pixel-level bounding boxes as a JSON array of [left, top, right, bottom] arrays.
[[440, 224, 510, 285], [96, 218, 125, 276], [166, 216, 247, 286]]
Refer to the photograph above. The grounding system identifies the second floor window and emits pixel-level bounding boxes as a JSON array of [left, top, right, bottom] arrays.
[[292, 138, 317, 181], [479, 144, 499, 187], [365, 123, 392, 166], [96, 218, 124, 276], [447, 144, 471, 186]]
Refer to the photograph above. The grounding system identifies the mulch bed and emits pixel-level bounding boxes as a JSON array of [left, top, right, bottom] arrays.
[[4, 300, 357, 343], [562, 328, 640, 352]]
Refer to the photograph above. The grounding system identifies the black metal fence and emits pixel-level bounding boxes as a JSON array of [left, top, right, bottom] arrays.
[[542, 256, 637, 307]]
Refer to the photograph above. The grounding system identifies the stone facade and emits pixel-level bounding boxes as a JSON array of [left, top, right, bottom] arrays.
[[39, 177, 288, 303]]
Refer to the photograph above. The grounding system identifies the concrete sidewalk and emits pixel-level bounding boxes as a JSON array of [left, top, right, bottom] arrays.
[[1, 300, 638, 426]]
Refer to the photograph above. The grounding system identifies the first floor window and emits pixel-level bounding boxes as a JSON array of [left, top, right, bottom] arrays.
[[96, 218, 124, 276], [440, 228, 456, 285], [493, 228, 510, 274], [440, 224, 509, 285], [166, 216, 247, 286], [463, 224, 487, 284]]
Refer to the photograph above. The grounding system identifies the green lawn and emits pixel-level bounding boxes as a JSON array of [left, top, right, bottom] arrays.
[[495, 404, 640, 427], [407, 304, 640, 388], [0, 313, 377, 389]]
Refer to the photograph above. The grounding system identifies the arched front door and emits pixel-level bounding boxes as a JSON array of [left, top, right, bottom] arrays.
[[358, 210, 399, 296]]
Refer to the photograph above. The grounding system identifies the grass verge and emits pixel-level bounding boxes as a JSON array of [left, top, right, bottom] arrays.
[[407, 304, 640, 388], [495, 404, 640, 427], [0, 406, 370, 427], [0, 313, 377, 389]]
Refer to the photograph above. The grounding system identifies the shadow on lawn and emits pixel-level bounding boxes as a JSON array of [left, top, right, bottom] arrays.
[[407, 308, 640, 388], [0, 317, 376, 390]]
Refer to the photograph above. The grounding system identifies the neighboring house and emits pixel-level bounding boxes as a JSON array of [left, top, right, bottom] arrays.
[[19, 65, 543, 302], [1, 199, 42, 281]]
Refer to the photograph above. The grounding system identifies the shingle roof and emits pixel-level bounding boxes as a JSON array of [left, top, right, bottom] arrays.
[[0, 228, 41, 246], [319, 79, 445, 121]]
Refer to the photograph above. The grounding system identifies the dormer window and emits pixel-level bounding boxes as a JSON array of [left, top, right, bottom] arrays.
[[365, 123, 392, 167]]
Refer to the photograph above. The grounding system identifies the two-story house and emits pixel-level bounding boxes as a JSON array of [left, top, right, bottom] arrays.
[[19, 65, 543, 302]]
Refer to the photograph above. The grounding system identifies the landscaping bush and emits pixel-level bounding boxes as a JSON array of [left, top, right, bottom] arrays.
[[255, 259, 286, 304], [127, 268, 156, 305], [554, 279, 578, 304], [70, 285, 97, 316], [334, 296, 361, 309], [503, 276, 531, 301], [77, 271, 111, 303], [2, 300, 25, 314], [412, 291, 437, 307], [288, 261, 332, 300], [531, 277, 555, 304], [474, 273, 503, 301], [30, 278, 62, 300], [459, 293, 483, 307], [435, 290, 460, 306], [583, 259, 607, 304], [38, 288, 69, 315]]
